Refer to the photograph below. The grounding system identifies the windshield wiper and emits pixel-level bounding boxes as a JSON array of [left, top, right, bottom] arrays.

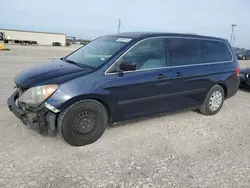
[[61, 57, 79, 65], [60, 57, 95, 70]]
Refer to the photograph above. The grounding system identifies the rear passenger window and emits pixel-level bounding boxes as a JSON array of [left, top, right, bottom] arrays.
[[202, 40, 232, 63], [166, 38, 204, 66]]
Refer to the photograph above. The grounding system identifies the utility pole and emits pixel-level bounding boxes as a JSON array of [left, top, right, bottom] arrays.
[[118, 19, 121, 33], [230, 24, 237, 45], [232, 33, 236, 46]]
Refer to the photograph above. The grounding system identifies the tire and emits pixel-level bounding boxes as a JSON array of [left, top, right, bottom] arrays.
[[242, 56, 246, 60], [199, 85, 225, 115], [58, 100, 108, 146]]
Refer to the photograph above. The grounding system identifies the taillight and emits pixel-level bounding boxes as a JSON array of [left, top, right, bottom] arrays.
[[236, 67, 240, 76]]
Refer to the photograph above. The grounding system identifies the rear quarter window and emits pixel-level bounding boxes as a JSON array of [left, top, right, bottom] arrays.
[[202, 40, 232, 63]]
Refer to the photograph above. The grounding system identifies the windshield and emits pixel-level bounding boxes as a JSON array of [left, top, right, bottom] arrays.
[[65, 36, 131, 68]]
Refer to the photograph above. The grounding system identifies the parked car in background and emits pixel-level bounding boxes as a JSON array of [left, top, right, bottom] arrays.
[[66, 41, 71, 46], [52, 42, 62, 46], [239, 68, 250, 88], [7, 32, 240, 146], [236, 49, 250, 60]]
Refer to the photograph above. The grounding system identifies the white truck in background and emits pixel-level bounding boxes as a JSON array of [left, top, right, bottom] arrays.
[[0, 31, 37, 45]]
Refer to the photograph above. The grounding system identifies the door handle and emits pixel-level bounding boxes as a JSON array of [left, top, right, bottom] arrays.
[[156, 73, 168, 79], [176, 72, 183, 77]]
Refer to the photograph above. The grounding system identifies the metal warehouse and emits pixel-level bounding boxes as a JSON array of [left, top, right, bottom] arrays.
[[0, 29, 66, 46]]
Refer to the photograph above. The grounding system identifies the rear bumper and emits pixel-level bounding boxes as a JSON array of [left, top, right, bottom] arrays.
[[7, 90, 57, 135]]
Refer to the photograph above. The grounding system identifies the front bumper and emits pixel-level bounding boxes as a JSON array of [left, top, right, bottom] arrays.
[[240, 80, 250, 87], [240, 75, 250, 87], [7, 91, 25, 119], [7, 91, 57, 135]]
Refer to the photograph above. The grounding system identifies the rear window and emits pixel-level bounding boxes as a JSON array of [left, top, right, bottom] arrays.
[[166, 38, 232, 66], [202, 40, 232, 63]]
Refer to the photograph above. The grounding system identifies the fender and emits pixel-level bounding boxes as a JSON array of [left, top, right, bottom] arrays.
[[47, 93, 116, 124]]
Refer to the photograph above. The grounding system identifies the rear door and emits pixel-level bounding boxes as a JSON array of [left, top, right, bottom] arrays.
[[164, 37, 234, 110], [164, 37, 212, 109]]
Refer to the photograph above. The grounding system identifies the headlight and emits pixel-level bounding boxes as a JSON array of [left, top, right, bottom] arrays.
[[19, 85, 58, 107]]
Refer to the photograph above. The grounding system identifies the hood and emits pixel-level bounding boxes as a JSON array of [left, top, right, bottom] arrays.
[[241, 68, 250, 74], [15, 59, 93, 88]]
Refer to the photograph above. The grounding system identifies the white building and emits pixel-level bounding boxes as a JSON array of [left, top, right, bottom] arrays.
[[0, 29, 66, 46]]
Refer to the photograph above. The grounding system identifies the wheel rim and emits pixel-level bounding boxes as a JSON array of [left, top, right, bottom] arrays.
[[209, 91, 222, 111], [73, 111, 97, 136]]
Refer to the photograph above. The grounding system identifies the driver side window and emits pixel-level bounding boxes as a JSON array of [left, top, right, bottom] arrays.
[[115, 38, 166, 72]]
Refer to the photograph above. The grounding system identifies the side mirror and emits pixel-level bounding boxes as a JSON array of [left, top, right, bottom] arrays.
[[119, 62, 137, 72]]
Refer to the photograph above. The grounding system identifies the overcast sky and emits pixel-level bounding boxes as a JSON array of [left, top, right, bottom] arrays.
[[1, 0, 250, 48]]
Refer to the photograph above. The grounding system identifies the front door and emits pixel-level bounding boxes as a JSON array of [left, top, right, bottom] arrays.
[[104, 37, 174, 121]]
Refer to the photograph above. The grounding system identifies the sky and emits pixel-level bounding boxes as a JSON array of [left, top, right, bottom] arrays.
[[1, 0, 250, 48]]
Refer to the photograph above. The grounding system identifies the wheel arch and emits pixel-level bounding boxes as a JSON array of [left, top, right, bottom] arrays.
[[216, 83, 227, 98], [59, 94, 114, 124]]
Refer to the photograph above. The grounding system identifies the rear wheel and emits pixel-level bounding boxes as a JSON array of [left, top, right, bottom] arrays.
[[199, 85, 225, 115], [58, 100, 108, 146], [242, 56, 246, 60]]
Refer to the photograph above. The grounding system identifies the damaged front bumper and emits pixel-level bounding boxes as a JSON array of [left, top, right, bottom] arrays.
[[7, 90, 58, 135]]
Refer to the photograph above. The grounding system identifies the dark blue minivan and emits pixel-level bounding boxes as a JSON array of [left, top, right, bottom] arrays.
[[8, 32, 240, 146]]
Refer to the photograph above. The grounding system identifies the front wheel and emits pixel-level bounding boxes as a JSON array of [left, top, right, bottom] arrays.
[[58, 100, 108, 146], [199, 85, 225, 115]]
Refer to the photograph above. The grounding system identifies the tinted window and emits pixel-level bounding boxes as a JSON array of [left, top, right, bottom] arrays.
[[166, 38, 204, 66], [202, 40, 232, 62], [116, 38, 166, 71]]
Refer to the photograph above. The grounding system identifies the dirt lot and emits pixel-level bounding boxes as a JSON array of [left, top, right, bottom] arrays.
[[0, 45, 250, 188]]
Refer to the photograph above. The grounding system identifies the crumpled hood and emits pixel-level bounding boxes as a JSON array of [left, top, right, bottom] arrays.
[[15, 59, 92, 88]]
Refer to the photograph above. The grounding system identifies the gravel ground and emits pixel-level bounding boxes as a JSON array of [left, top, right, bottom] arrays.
[[0, 45, 250, 188]]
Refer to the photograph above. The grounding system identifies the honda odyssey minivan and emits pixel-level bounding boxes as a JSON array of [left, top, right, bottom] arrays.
[[8, 32, 240, 146]]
